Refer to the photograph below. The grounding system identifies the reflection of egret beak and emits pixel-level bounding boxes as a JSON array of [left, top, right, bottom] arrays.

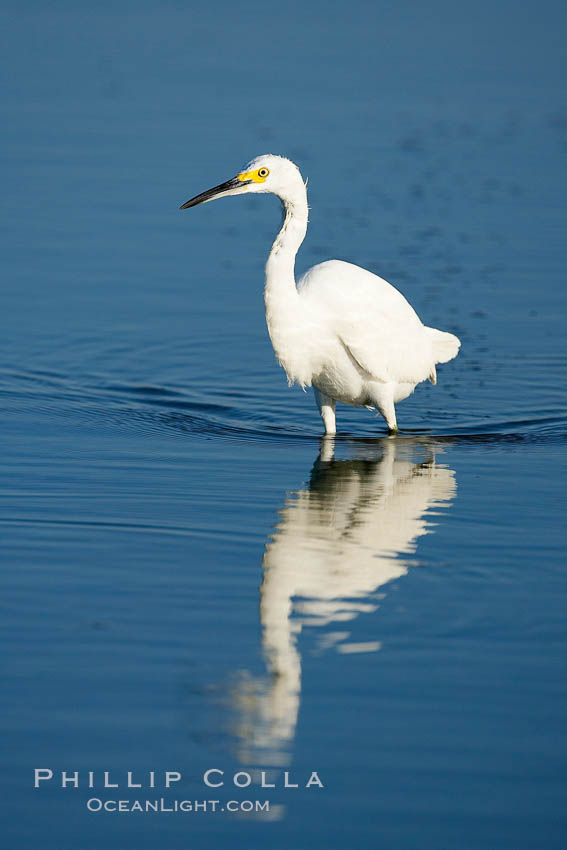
[[179, 176, 252, 209]]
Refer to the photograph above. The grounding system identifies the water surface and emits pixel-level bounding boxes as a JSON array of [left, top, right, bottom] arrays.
[[1, 1, 566, 848]]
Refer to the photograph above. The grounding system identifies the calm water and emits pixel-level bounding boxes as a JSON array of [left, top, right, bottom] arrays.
[[2, 1, 566, 848]]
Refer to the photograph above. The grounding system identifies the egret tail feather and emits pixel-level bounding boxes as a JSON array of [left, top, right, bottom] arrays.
[[426, 327, 461, 364]]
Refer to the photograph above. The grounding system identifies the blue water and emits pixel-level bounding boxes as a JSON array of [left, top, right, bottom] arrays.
[[2, 1, 566, 848]]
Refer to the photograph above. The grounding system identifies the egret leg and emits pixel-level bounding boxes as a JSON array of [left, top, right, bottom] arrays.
[[369, 382, 398, 433], [314, 388, 336, 436]]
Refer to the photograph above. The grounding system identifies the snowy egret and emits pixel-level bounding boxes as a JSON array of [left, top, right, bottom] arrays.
[[180, 155, 460, 434]]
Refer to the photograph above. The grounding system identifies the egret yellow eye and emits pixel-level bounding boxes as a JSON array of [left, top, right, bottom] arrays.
[[258, 167, 269, 178]]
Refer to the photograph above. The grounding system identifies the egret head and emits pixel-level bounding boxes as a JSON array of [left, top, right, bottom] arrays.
[[179, 154, 305, 210]]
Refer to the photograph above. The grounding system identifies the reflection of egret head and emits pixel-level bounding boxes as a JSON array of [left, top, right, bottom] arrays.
[[231, 438, 456, 766]]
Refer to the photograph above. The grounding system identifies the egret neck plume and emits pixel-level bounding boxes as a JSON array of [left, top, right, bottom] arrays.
[[264, 187, 309, 388], [179, 154, 461, 434]]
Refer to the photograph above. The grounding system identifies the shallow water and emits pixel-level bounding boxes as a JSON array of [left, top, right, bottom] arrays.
[[2, 1, 567, 848]]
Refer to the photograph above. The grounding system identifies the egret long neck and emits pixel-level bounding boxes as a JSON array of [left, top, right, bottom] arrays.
[[264, 190, 309, 384]]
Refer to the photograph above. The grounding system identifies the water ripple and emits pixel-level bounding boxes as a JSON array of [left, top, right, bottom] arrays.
[[2, 358, 567, 448]]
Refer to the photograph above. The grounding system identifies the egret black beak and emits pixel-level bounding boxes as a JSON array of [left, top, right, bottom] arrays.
[[179, 176, 251, 210]]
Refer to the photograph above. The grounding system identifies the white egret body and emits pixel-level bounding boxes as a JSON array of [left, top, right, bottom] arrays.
[[180, 155, 460, 434]]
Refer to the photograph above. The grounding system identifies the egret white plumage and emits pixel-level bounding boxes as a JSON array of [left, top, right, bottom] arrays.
[[180, 154, 460, 434]]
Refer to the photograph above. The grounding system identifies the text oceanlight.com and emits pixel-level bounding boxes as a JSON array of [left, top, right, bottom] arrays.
[[86, 798, 270, 813], [33, 768, 324, 813]]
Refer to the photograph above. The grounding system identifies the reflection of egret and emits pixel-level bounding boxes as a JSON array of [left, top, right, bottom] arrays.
[[231, 438, 456, 766], [180, 154, 460, 434]]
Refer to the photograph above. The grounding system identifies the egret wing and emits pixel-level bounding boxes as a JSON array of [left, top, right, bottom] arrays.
[[298, 260, 435, 385]]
